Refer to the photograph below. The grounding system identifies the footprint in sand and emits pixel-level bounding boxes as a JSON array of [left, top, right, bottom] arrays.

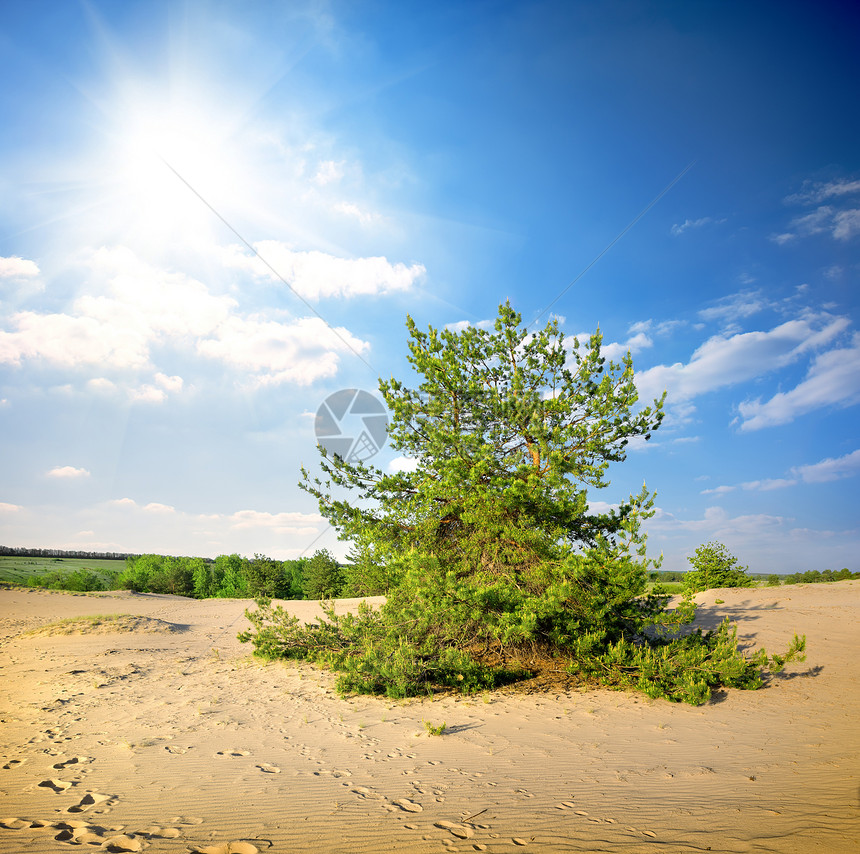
[[216, 749, 250, 757], [102, 833, 144, 852], [256, 764, 281, 774], [53, 756, 94, 770], [67, 792, 113, 813], [2, 758, 26, 770], [54, 824, 112, 846], [165, 746, 189, 754], [38, 778, 73, 793], [351, 787, 383, 800], [1, 818, 31, 829], [191, 842, 259, 854], [141, 825, 182, 838], [313, 768, 351, 779], [392, 798, 423, 813], [435, 821, 474, 839], [512, 838, 529, 846]]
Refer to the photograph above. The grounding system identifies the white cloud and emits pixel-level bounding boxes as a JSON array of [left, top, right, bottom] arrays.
[[221, 241, 425, 300], [0, 310, 151, 369], [692, 450, 860, 515], [444, 319, 494, 333], [628, 319, 685, 338], [228, 509, 322, 530], [737, 333, 860, 430], [333, 202, 381, 225], [698, 290, 768, 323], [700, 485, 736, 495], [0, 498, 328, 560], [601, 331, 652, 361], [87, 378, 118, 394], [129, 384, 168, 404], [741, 478, 797, 491], [792, 449, 860, 483], [143, 502, 175, 513], [832, 209, 860, 240], [46, 465, 90, 479], [0, 502, 21, 512], [84, 246, 237, 339], [772, 203, 860, 243], [108, 498, 137, 508], [785, 178, 860, 205], [86, 374, 182, 404], [670, 216, 722, 236], [0, 256, 40, 278], [388, 455, 419, 473], [314, 160, 345, 186], [198, 315, 368, 387], [651, 505, 787, 538], [635, 312, 850, 406], [0, 247, 234, 372], [645, 504, 858, 573], [155, 373, 184, 393], [586, 500, 616, 515], [703, 477, 796, 495], [0, 245, 381, 391]]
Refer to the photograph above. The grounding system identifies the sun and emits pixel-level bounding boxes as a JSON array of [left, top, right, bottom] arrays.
[[102, 88, 256, 251]]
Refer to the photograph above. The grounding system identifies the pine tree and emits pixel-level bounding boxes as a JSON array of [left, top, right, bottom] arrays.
[[301, 301, 664, 571], [241, 303, 805, 703]]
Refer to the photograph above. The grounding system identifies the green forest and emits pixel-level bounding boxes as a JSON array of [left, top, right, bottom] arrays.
[[0, 548, 376, 600]]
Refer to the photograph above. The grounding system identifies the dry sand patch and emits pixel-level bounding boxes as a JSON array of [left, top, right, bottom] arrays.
[[0, 583, 857, 852]]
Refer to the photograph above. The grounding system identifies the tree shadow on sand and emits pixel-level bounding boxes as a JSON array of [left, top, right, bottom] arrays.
[[685, 601, 824, 702]]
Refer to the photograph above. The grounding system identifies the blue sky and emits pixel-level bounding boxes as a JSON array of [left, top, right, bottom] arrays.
[[1, 0, 858, 573]]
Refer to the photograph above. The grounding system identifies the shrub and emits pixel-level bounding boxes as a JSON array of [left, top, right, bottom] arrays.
[[241, 550, 806, 705], [766, 574, 781, 587], [30, 568, 107, 592], [682, 542, 754, 595]]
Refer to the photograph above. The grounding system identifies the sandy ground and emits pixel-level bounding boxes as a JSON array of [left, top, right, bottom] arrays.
[[0, 582, 858, 854]]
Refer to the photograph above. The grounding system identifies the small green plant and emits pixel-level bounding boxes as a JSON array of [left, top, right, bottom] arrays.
[[424, 720, 447, 736], [766, 574, 781, 587], [683, 542, 754, 595], [715, 599, 724, 604]]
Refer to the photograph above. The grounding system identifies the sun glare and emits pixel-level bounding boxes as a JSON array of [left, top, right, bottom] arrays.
[[106, 93, 255, 250]]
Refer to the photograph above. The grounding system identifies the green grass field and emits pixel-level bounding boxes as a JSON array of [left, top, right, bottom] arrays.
[[0, 556, 126, 587]]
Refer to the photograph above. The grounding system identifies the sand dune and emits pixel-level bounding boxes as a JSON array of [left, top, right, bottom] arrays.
[[0, 582, 857, 852]]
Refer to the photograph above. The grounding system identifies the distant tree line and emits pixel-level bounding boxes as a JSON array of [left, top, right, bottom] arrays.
[[783, 568, 857, 585], [7, 545, 855, 598], [0, 546, 136, 560], [118, 548, 392, 599], [14, 547, 392, 600]]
